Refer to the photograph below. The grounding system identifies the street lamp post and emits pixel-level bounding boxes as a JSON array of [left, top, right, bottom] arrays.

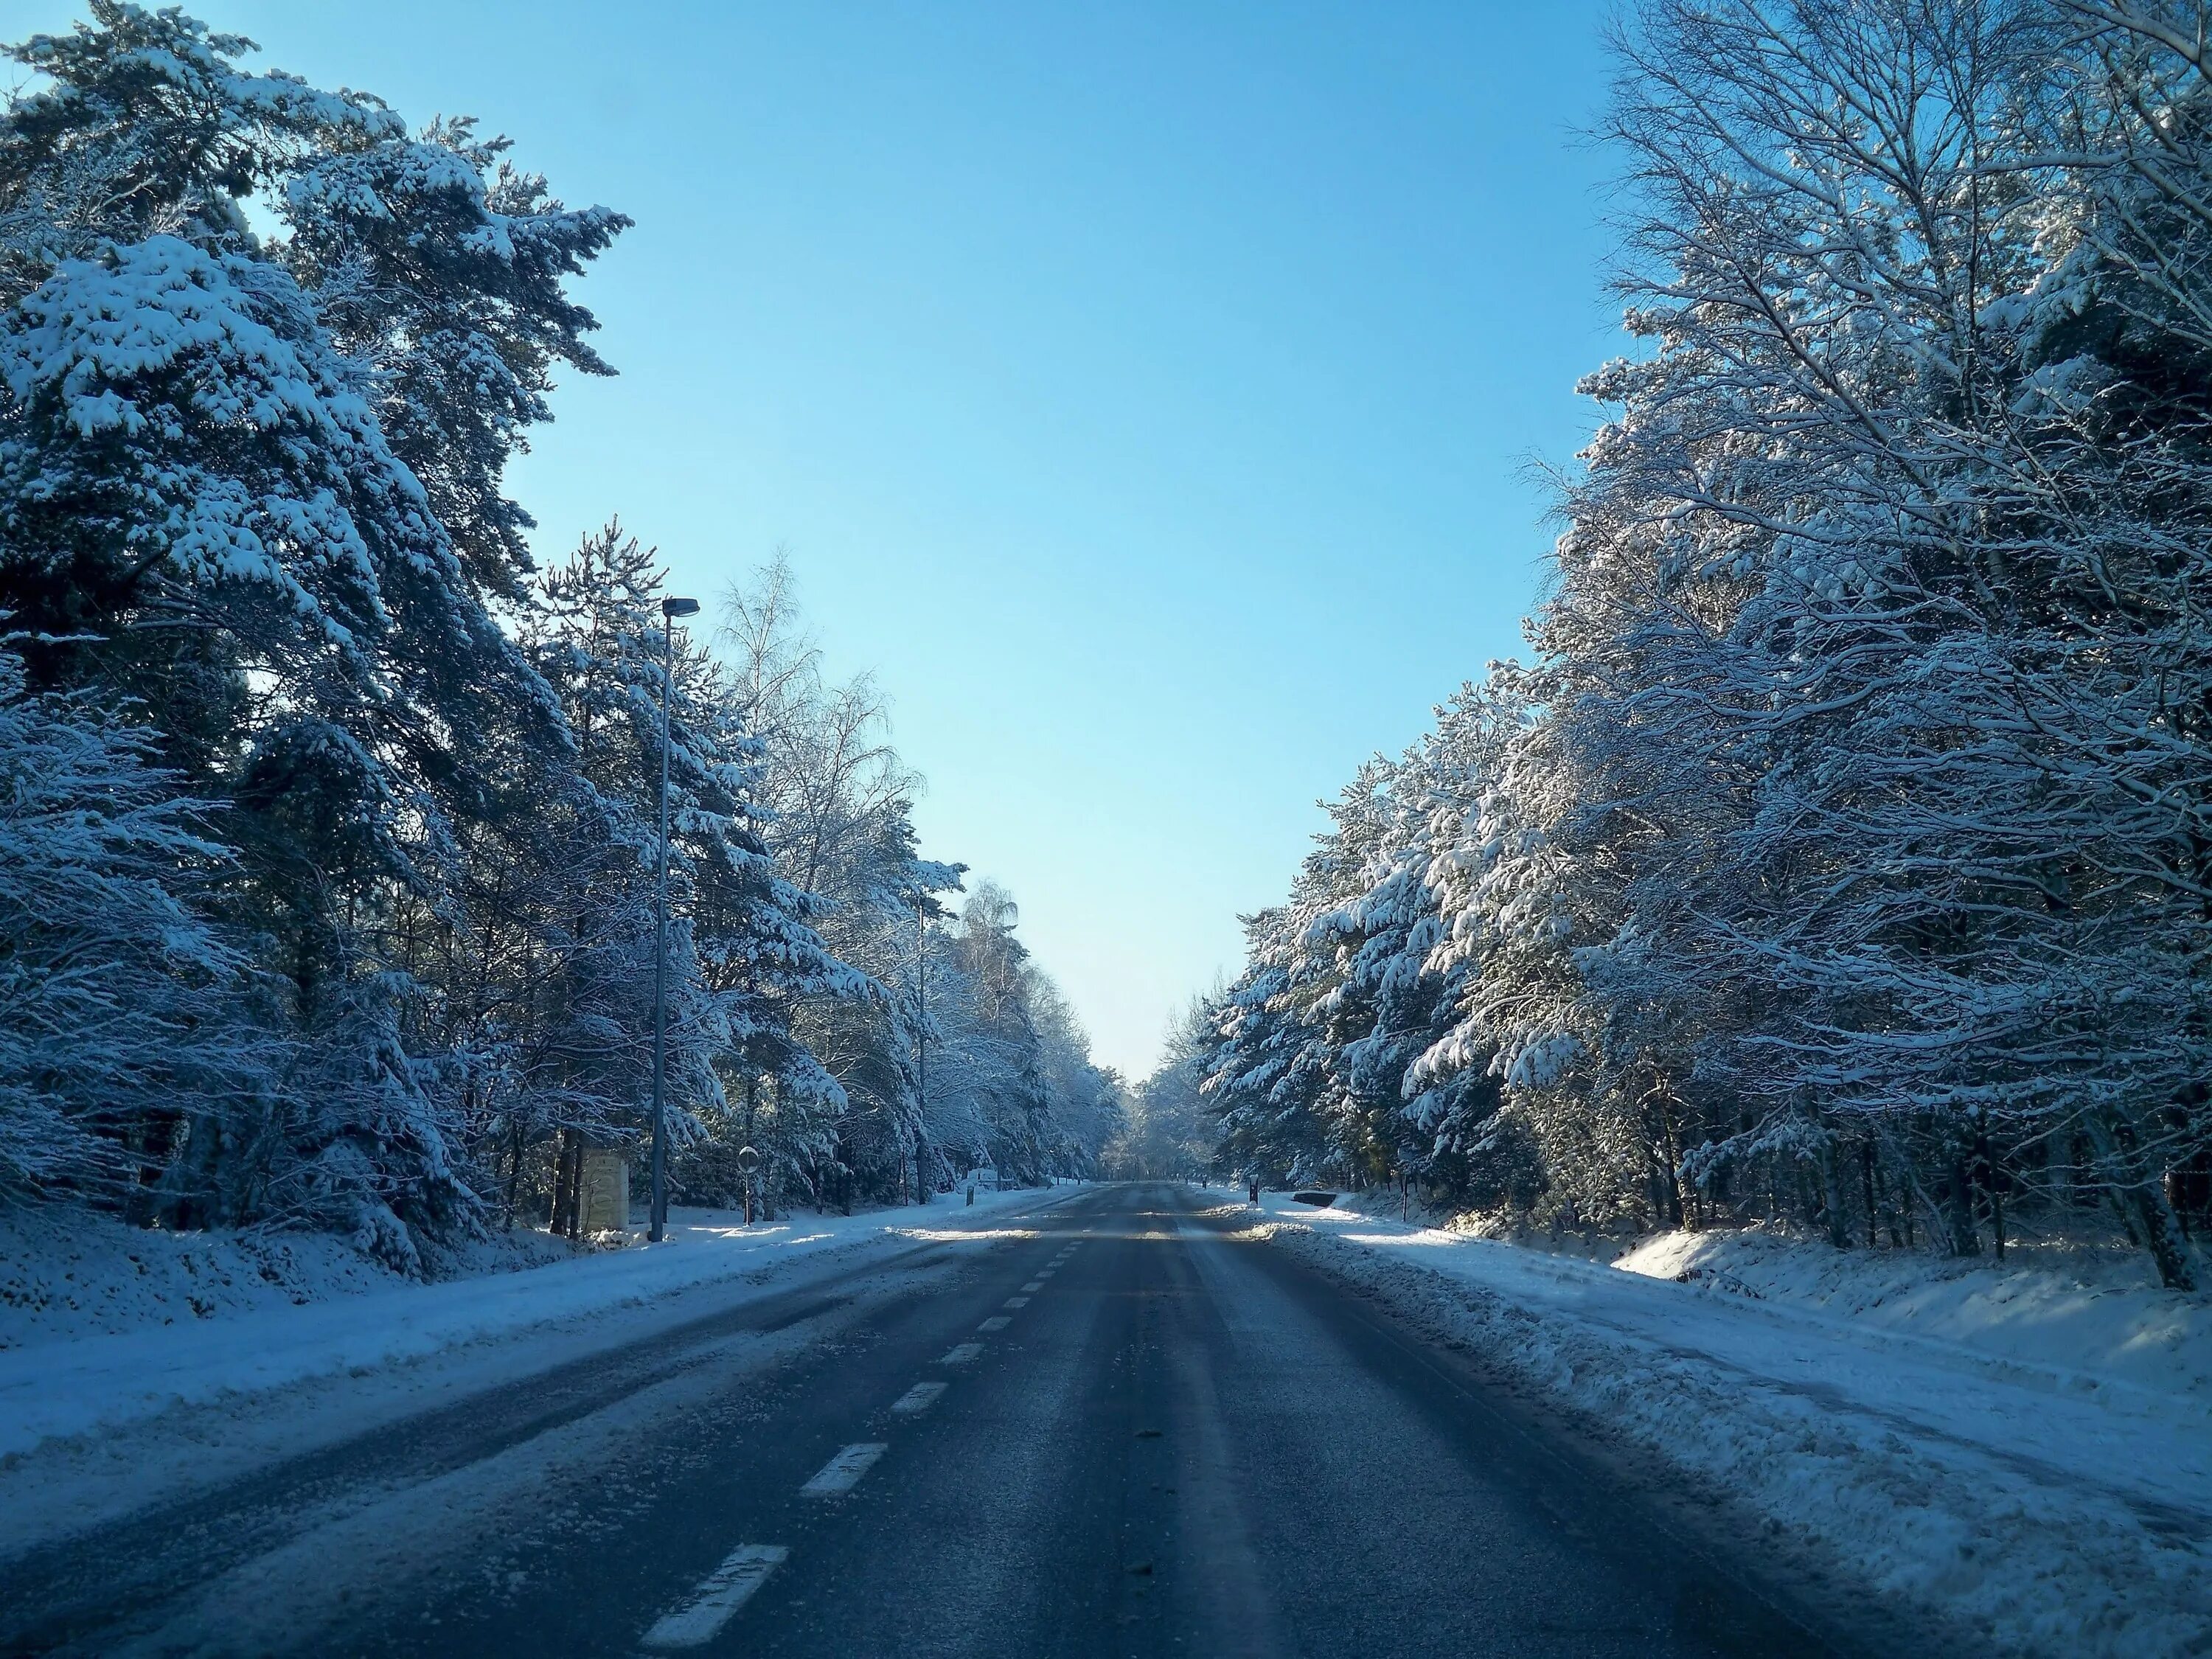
[[738, 1144, 759, 1227], [650, 594, 700, 1244], [913, 889, 929, 1206]]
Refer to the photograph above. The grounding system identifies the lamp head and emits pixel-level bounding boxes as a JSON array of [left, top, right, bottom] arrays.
[[662, 596, 700, 619]]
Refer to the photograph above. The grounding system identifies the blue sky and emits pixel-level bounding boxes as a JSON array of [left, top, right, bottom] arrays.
[[19, 1, 1621, 1077]]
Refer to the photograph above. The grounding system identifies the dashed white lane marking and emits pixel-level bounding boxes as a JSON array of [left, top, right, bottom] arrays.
[[938, 1342, 984, 1365], [1022, 1280, 1046, 1292], [1003, 1296, 1030, 1309], [801, 1442, 888, 1498], [640, 1544, 788, 1649], [978, 1315, 1011, 1332], [891, 1381, 947, 1415]]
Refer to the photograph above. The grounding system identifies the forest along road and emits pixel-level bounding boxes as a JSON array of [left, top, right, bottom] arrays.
[[0, 1184, 1882, 1659]]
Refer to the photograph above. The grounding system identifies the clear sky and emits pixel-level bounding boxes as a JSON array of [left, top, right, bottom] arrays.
[[18, 1, 1623, 1078]]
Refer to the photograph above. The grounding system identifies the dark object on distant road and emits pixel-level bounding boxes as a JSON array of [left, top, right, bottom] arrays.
[[1291, 1191, 1338, 1208], [1248, 1179, 1261, 1203]]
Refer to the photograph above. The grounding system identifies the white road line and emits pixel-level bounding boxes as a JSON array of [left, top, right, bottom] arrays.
[[938, 1342, 984, 1365], [800, 1442, 888, 1498], [891, 1381, 947, 1416], [1036, 1268, 1056, 1278], [639, 1544, 788, 1649], [978, 1315, 1011, 1332], [1003, 1295, 1030, 1309], [1022, 1281, 1045, 1293]]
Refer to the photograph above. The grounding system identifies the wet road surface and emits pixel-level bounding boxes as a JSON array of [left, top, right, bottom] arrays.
[[1, 1184, 1873, 1658]]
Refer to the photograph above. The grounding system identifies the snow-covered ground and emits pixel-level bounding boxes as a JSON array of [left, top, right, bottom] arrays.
[[0, 1206, 580, 1351], [1252, 1192, 2212, 1659], [1613, 1222, 2212, 1399], [0, 1186, 1077, 1464]]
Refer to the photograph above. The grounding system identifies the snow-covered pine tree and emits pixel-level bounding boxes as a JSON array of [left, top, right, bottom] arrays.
[[0, 6, 627, 1259], [1545, 0, 2212, 1281], [713, 553, 939, 1206], [1201, 4, 2212, 1286], [1029, 976, 1124, 1180], [917, 883, 1042, 1187], [278, 114, 628, 609], [1203, 902, 1337, 1188], [1113, 997, 1215, 1180], [522, 523, 867, 1222], [1321, 682, 1528, 1200], [0, 638, 268, 1204]]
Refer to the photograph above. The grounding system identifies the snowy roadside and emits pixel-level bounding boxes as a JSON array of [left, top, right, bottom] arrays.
[[1249, 1194, 2212, 1659], [0, 1184, 1077, 1464], [0, 1205, 580, 1351]]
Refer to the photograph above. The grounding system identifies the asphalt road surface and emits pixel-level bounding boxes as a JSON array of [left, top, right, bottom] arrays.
[[1, 1184, 1874, 1658]]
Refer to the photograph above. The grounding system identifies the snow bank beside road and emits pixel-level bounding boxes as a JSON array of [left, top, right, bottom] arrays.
[[1308, 1188, 2212, 1401], [1614, 1225, 2212, 1400], [0, 1207, 574, 1351], [0, 1186, 1071, 1461], [1253, 1195, 2212, 1659]]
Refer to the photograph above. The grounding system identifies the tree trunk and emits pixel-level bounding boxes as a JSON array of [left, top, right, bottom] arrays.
[[547, 1129, 569, 1233], [550, 1130, 582, 1241], [2093, 1114, 2197, 1291], [1945, 1149, 1980, 1257], [503, 1121, 524, 1231], [1860, 1139, 1879, 1248], [1821, 1145, 1851, 1249], [1652, 1091, 1687, 1228], [1872, 1150, 1904, 1248], [1977, 1133, 2006, 1263]]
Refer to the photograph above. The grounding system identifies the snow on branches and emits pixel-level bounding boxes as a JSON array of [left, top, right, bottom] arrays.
[[1200, 0, 2212, 1288], [0, 6, 1120, 1262]]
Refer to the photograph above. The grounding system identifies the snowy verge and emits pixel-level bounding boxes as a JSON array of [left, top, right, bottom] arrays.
[[1251, 1194, 2212, 1659], [1612, 1225, 2212, 1400], [0, 1185, 1076, 1463], [1310, 1189, 2212, 1401], [0, 1206, 576, 1351]]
